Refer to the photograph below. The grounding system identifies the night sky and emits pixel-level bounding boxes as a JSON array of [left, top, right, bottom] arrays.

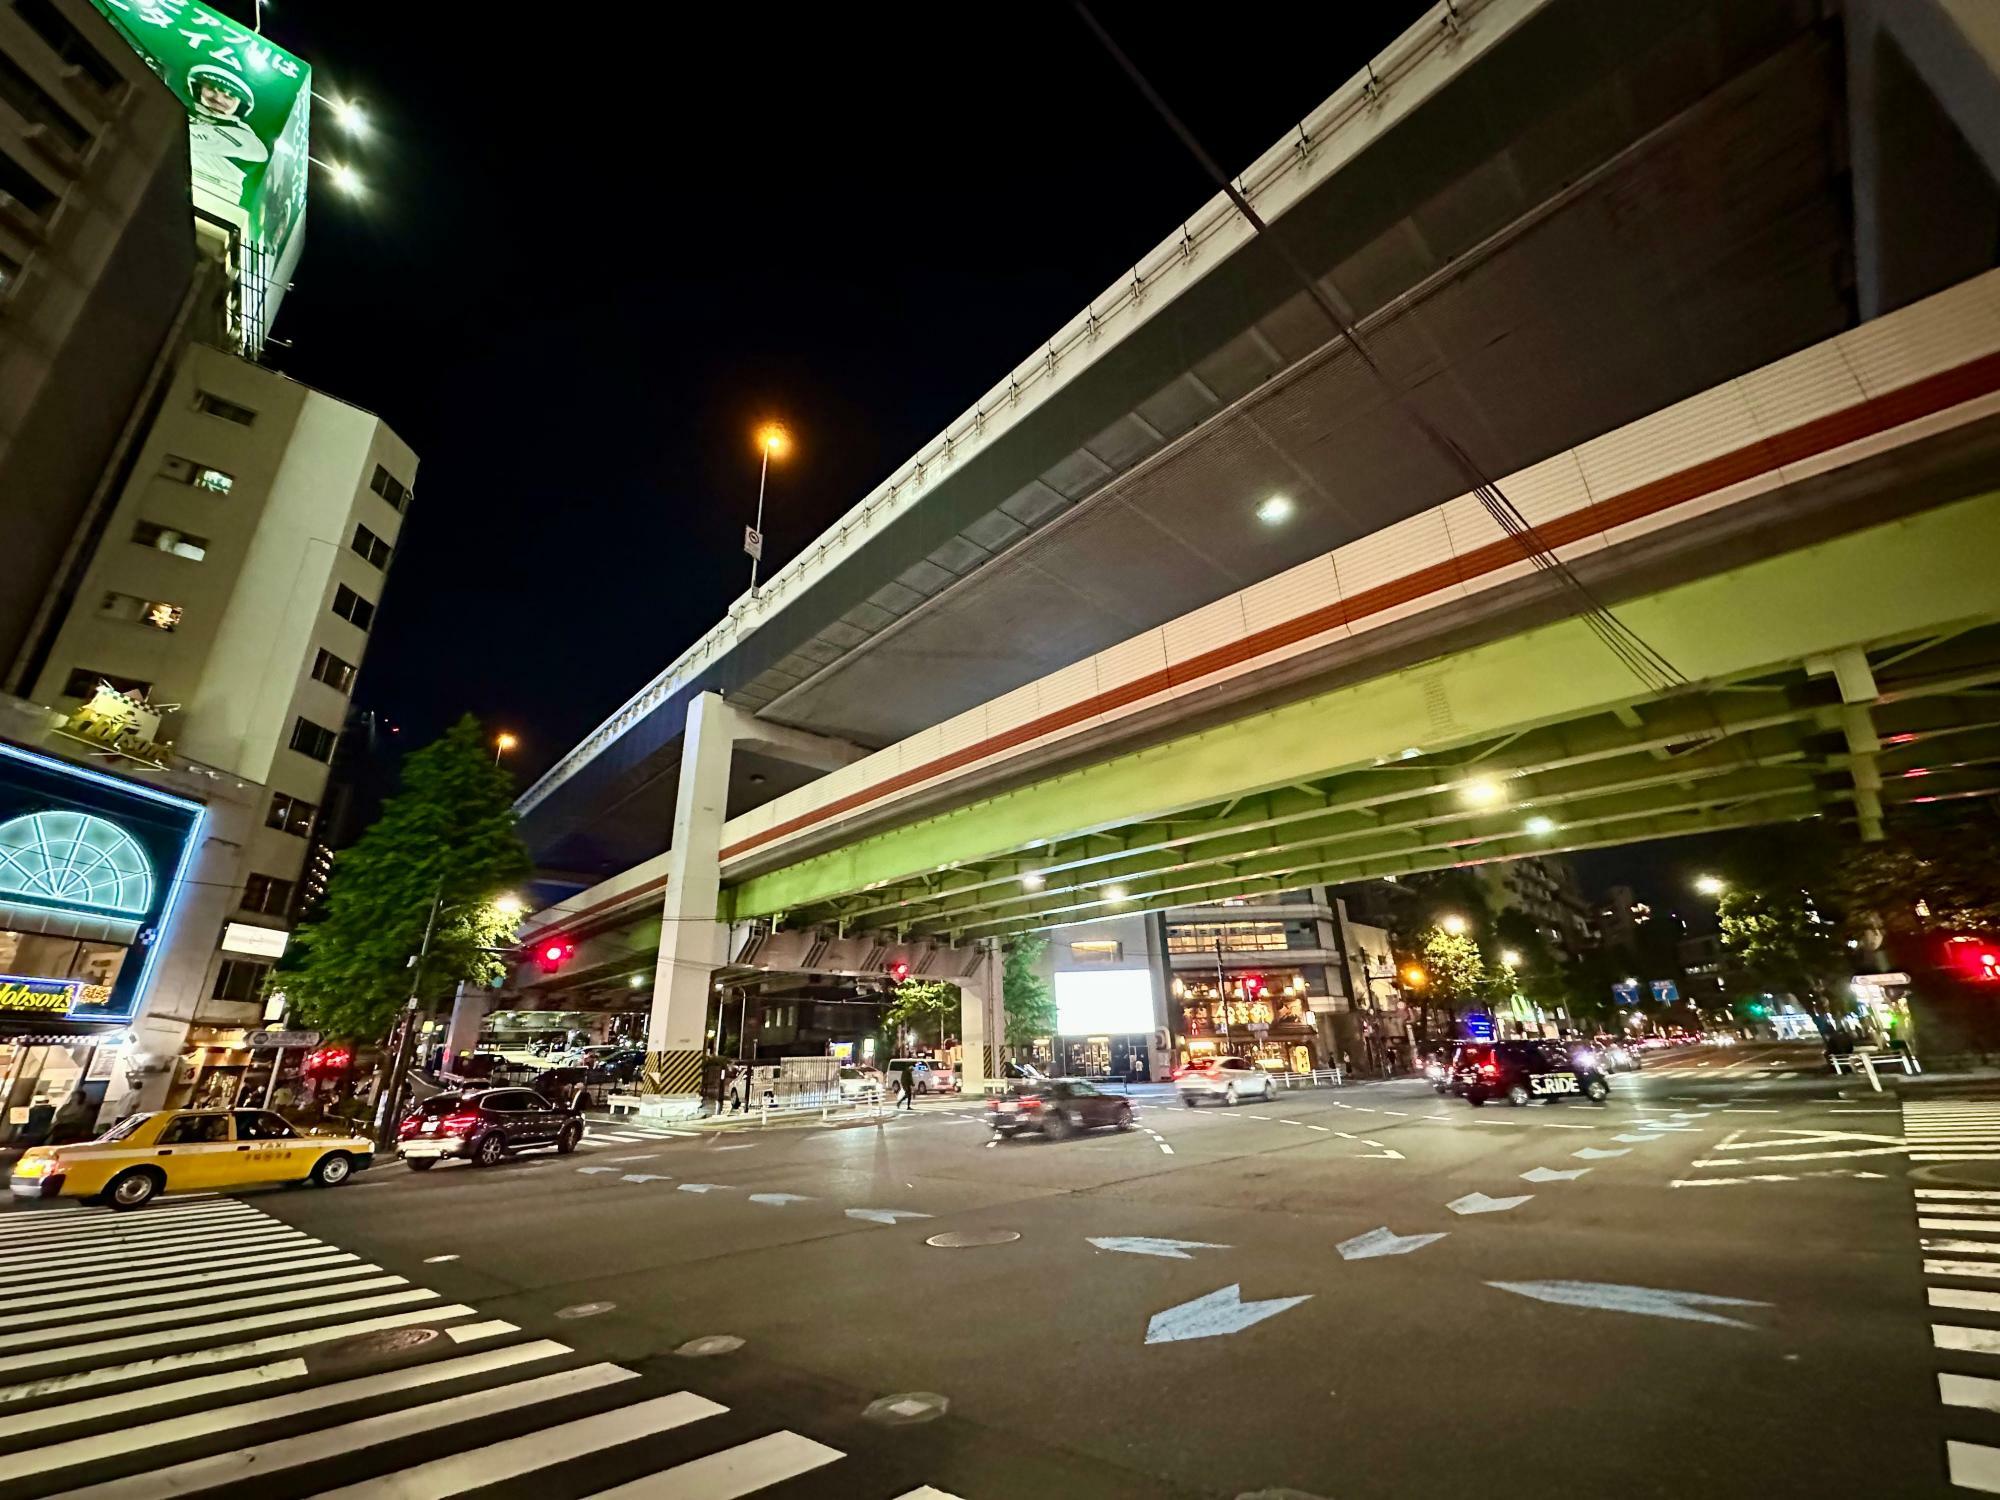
[[236, 1, 1731, 913]]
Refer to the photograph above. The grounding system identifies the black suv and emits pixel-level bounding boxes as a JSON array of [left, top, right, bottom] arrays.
[[395, 1087, 584, 1170], [1452, 1039, 1610, 1107]]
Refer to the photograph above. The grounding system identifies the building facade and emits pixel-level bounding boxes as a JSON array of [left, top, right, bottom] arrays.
[[1159, 890, 1355, 1075], [1477, 854, 1597, 962], [1044, 912, 1172, 1082]]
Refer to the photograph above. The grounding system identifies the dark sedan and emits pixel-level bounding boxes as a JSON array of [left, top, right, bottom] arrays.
[[987, 1078, 1136, 1140]]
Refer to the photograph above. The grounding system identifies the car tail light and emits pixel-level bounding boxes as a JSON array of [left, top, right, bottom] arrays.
[[1019, 1097, 1043, 1110], [1479, 1062, 1498, 1077], [442, 1111, 481, 1133], [985, 1099, 999, 1111]]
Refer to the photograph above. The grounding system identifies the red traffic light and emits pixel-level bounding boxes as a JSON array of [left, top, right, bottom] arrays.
[[533, 937, 575, 974], [888, 959, 911, 983], [1947, 936, 2000, 982]]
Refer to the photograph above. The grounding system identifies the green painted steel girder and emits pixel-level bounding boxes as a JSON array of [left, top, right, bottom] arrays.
[[725, 492, 2000, 928]]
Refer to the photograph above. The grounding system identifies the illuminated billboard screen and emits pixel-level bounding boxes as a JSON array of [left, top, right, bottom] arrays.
[[1054, 969, 1155, 1036], [89, 0, 311, 349], [0, 743, 203, 1024]]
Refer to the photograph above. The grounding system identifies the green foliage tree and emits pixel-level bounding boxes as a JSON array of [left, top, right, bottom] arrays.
[[278, 715, 530, 1040], [1717, 885, 1848, 1014], [1420, 926, 1487, 1012], [886, 978, 960, 1051], [1837, 816, 2000, 937], [1002, 933, 1057, 1049]]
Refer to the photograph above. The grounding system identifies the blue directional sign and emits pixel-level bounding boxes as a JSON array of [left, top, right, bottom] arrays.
[[1464, 1012, 1496, 1041], [1611, 981, 1641, 1007], [1651, 980, 1680, 1005]]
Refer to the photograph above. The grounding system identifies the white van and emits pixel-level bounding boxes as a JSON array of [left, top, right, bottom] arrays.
[[887, 1058, 957, 1094]]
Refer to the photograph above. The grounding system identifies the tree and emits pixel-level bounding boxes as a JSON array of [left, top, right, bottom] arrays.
[[1416, 924, 1487, 1038], [1838, 817, 2000, 937], [886, 978, 959, 1052], [1002, 933, 1057, 1049], [278, 715, 530, 1040], [1716, 885, 1848, 1016]]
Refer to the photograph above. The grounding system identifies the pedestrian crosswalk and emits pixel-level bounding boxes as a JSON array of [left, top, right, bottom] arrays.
[[1911, 1182, 2000, 1492], [1904, 1099, 2000, 1161], [0, 1192, 964, 1498]]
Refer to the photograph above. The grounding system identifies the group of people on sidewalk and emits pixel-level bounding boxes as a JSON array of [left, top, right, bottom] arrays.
[[714, 1060, 922, 1114]]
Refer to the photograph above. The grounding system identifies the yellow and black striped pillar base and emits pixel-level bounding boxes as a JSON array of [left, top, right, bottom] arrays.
[[640, 1049, 704, 1098]]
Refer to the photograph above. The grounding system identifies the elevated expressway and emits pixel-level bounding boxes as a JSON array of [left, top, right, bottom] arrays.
[[514, 272, 2000, 1102]]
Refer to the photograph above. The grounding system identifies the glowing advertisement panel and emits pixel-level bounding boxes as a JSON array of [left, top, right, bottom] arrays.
[[1054, 969, 1155, 1037], [0, 744, 203, 1024]]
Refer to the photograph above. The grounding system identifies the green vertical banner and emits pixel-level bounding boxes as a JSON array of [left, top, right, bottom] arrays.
[[88, 0, 311, 341]]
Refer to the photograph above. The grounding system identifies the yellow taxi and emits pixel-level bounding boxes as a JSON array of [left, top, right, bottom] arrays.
[[8, 1107, 374, 1209]]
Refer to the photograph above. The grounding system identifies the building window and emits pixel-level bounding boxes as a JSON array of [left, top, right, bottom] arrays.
[[266, 792, 317, 837], [131, 520, 208, 561], [0, 49, 90, 154], [240, 873, 294, 915], [331, 583, 375, 632], [1165, 921, 1290, 955], [98, 592, 183, 631], [160, 455, 233, 493], [194, 391, 257, 426], [369, 463, 410, 512], [350, 524, 391, 570], [1069, 940, 1123, 965], [211, 958, 269, 1002], [310, 647, 356, 694], [0, 146, 56, 219], [13, 0, 125, 95], [61, 667, 150, 700], [289, 716, 337, 763]]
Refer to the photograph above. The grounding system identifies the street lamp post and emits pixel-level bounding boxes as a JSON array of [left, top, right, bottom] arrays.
[[494, 731, 518, 767], [372, 880, 445, 1148], [749, 423, 789, 596]]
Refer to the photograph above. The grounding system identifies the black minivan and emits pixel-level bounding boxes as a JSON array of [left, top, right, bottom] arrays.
[[1451, 1039, 1610, 1107], [395, 1087, 583, 1170]]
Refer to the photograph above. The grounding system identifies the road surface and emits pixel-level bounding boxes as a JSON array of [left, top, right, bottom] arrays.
[[0, 1041, 1987, 1498]]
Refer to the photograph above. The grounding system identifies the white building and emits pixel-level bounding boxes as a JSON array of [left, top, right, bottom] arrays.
[[15, 344, 415, 1110]]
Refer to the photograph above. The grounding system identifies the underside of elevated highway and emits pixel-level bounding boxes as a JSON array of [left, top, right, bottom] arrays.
[[722, 489, 2000, 943]]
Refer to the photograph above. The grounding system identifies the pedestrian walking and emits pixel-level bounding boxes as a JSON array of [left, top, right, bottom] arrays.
[[727, 1064, 744, 1114], [896, 1061, 916, 1111]]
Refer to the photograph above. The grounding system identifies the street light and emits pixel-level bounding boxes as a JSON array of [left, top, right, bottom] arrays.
[[748, 422, 790, 596], [494, 731, 518, 766], [311, 91, 368, 137], [1695, 874, 1726, 897], [307, 156, 363, 196], [1460, 777, 1504, 808], [1440, 913, 1469, 936], [492, 893, 524, 916], [1402, 966, 1428, 988], [1501, 949, 1522, 968]]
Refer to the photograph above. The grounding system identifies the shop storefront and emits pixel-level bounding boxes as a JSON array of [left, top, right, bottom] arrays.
[[1174, 972, 1325, 1072], [0, 742, 205, 1135]]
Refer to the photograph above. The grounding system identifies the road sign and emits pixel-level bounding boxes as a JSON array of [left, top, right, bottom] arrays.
[[743, 526, 764, 560], [1651, 979, 1680, 1004], [246, 1029, 319, 1050]]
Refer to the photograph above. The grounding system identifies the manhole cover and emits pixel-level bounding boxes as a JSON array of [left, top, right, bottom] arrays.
[[925, 1229, 1020, 1248], [556, 1301, 616, 1320], [863, 1391, 949, 1426], [307, 1326, 439, 1372], [676, 1335, 745, 1358]]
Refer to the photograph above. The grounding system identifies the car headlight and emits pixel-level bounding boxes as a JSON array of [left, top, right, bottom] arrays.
[[11, 1156, 51, 1178]]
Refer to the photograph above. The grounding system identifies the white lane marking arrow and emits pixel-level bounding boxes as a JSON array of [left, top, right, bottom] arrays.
[[575, 1167, 619, 1175], [1573, 1147, 1630, 1160], [1448, 1192, 1532, 1215], [1520, 1167, 1590, 1183], [677, 1183, 732, 1194], [1336, 1227, 1446, 1260], [1612, 1133, 1665, 1144], [1088, 1236, 1231, 1260], [1357, 1149, 1406, 1160], [845, 1208, 934, 1225], [1144, 1284, 1311, 1345], [748, 1193, 813, 1207], [620, 1174, 672, 1184], [1488, 1278, 1771, 1329]]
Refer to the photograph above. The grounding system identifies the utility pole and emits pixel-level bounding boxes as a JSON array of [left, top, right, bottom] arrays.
[[1214, 938, 1230, 1047], [373, 880, 444, 1148]]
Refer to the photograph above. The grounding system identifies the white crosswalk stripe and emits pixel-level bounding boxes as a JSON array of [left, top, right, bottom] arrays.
[[0, 1197, 963, 1498], [1904, 1098, 2000, 1493]]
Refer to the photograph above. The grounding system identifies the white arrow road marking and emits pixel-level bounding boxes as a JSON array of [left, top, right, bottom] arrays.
[[1573, 1147, 1630, 1160], [1357, 1149, 1406, 1160], [1489, 1279, 1771, 1328], [676, 1184, 731, 1194], [1520, 1167, 1590, 1183], [1612, 1134, 1666, 1144], [845, 1209, 934, 1226], [1087, 1237, 1231, 1261], [1336, 1227, 1446, 1261], [748, 1194, 813, 1207], [605, 1155, 662, 1164], [1144, 1284, 1311, 1345], [620, 1174, 672, 1184], [575, 1168, 619, 1176], [1448, 1192, 1532, 1215]]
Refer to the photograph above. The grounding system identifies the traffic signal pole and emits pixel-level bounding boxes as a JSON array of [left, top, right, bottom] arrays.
[[372, 881, 444, 1149]]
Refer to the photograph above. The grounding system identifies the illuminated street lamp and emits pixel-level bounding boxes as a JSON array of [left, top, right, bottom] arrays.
[[1402, 966, 1428, 989], [311, 91, 368, 137], [491, 893, 524, 916], [1695, 873, 1726, 897], [1501, 949, 1522, 968], [748, 422, 790, 596], [1440, 913, 1469, 937], [494, 731, 518, 766], [307, 155, 363, 196]]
